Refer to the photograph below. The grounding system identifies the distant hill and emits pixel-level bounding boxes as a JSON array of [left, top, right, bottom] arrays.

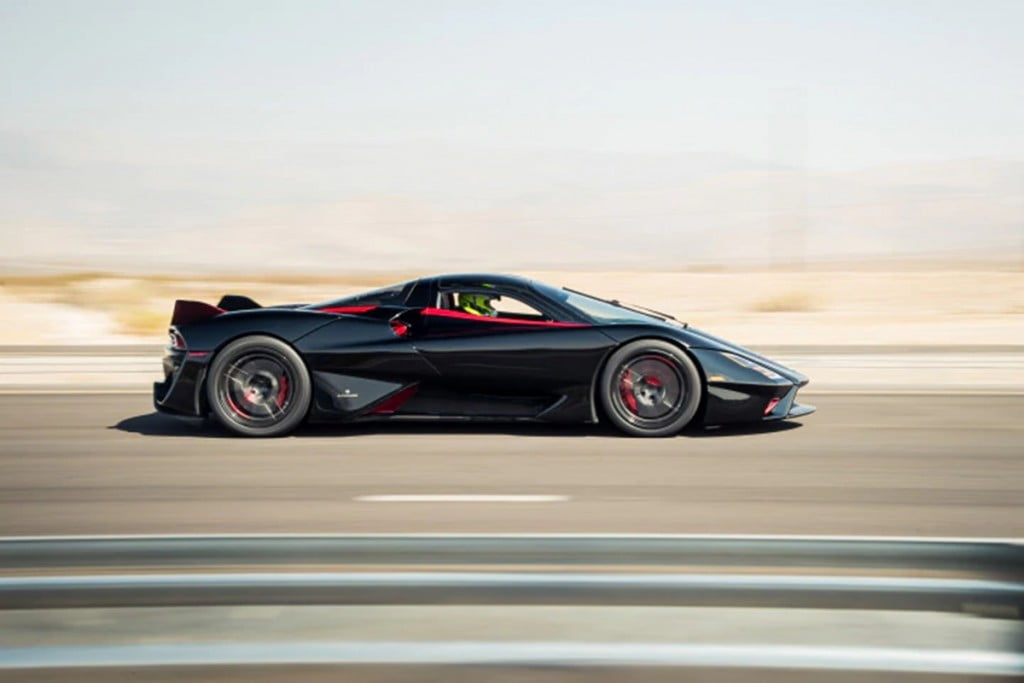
[[1, 132, 1021, 272]]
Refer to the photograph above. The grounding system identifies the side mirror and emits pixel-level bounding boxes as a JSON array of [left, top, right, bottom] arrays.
[[388, 309, 422, 338]]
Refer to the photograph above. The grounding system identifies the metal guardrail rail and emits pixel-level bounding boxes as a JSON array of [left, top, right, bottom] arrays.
[[3, 533, 1023, 571], [3, 570, 1021, 615], [1, 534, 1022, 616], [2, 535, 1022, 680]]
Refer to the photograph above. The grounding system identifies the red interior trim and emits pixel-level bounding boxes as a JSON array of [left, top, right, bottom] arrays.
[[421, 308, 589, 328], [317, 305, 377, 315]]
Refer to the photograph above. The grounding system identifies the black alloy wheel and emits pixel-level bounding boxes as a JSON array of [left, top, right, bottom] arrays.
[[207, 335, 311, 437], [600, 339, 702, 437]]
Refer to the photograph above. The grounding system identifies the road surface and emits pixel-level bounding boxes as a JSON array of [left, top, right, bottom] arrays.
[[0, 393, 1021, 537]]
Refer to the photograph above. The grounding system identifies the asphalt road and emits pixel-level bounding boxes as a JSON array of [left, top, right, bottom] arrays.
[[0, 393, 1021, 537]]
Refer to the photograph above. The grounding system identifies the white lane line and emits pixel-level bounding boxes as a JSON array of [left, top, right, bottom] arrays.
[[355, 495, 569, 503]]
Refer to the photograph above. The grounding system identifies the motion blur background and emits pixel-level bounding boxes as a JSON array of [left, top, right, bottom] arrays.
[[0, 0, 1022, 346], [1, 3, 1023, 678]]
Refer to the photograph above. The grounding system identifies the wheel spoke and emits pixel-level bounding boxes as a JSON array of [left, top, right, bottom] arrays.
[[263, 399, 284, 419], [225, 366, 253, 387], [221, 353, 292, 425], [616, 355, 683, 423]]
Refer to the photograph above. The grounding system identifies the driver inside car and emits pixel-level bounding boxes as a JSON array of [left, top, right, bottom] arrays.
[[458, 292, 498, 317]]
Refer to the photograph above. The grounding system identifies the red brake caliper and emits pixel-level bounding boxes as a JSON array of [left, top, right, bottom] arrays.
[[226, 393, 247, 418], [276, 375, 289, 407], [620, 370, 638, 413]]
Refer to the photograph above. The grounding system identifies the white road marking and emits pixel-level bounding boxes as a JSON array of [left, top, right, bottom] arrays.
[[355, 494, 569, 503]]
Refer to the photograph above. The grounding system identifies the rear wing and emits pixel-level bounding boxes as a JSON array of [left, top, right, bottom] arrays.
[[170, 295, 261, 326], [170, 300, 224, 326], [217, 295, 261, 311]]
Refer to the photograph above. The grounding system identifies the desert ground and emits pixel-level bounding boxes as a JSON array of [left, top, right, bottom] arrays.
[[1, 264, 1021, 347]]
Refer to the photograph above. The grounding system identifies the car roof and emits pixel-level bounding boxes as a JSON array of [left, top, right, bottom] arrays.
[[431, 273, 538, 290]]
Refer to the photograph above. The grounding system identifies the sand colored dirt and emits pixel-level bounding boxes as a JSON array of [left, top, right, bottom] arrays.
[[1, 268, 1022, 346]]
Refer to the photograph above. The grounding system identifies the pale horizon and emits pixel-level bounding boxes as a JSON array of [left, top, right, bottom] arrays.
[[2, 0, 1022, 272]]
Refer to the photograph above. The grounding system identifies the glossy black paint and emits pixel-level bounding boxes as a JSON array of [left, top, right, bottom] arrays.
[[154, 273, 815, 430]]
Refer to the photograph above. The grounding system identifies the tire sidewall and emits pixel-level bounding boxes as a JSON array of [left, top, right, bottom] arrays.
[[599, 339, 702, 437], [207, 335, 311, 437]]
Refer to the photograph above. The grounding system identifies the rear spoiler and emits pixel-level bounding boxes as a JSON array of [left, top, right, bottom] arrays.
[[171, 300, 224, 326], [217, 294, 261, 311], [170, 295, 262, 326]]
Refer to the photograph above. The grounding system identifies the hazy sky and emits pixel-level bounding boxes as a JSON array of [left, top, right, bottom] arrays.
[[2, 0, 1022, 170], [1, 0, 1022, 271]]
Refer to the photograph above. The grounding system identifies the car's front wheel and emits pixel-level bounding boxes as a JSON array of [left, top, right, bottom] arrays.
[[599, 339, 702, 437], [206, 335, 311, 437]]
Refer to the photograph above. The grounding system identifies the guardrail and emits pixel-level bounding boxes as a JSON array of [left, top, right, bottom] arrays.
[[4, 569, 1022, 615], [2, 535, 1022, 680], [3, 532, 1024, 573], [2, 534, 1022, 616]]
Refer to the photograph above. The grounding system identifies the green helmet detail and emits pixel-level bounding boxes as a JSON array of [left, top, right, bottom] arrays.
[[459, 292, 496, 316]]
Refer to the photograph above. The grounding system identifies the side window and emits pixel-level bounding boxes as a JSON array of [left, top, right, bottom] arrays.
[[491, 296, 545, 319], [442, 290, 550, 321]]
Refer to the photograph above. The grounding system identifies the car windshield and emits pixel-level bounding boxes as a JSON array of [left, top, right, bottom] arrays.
[[535, 283, 679, 325]]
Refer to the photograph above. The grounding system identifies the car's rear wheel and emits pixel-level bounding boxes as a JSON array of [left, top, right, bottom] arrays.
[[599, 339, 702, 437], [207, 335, 311, 437]]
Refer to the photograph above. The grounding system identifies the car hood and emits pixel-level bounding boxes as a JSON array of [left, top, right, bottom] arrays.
[[679, 325, 809, 386]]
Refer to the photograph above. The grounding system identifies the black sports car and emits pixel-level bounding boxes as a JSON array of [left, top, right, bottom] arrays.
[[154, 273, 814, 437]]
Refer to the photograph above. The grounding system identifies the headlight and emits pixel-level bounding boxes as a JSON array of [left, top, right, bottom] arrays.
[[721, 352, 783, 380]]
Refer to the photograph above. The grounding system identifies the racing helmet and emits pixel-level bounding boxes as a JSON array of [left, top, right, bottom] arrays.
[[459, 292, 497, 316]]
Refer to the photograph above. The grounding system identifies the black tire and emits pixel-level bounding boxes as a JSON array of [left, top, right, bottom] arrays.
[[599, 339, 702, 437], [206, 335, 312, 437]]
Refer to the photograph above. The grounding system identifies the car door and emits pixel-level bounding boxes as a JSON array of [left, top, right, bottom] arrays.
[[409, 286, 616, 411]]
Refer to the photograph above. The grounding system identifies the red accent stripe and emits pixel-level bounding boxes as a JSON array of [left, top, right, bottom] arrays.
[[317, 305, 377, 315], [370, 385, 419, 415], [420, 308, 589, 328]]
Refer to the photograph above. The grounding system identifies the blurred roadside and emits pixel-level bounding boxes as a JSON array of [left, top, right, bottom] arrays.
[[2, 261, 1022, 395], [3, 346, 1019, 394], [1, 262, 1022, 346]]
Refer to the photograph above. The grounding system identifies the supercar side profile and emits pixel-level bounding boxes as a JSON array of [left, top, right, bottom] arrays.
[[154, 274, 814, 437]]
